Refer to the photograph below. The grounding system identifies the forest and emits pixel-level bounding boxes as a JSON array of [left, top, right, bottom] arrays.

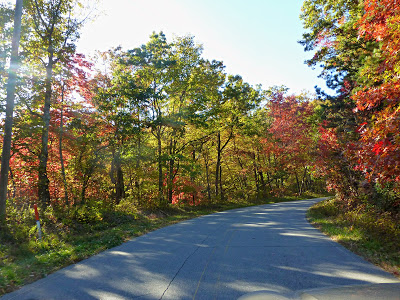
[[0, 0, 399, 292], [0, 0, 327, 217]]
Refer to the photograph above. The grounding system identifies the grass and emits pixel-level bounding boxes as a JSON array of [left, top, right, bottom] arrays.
[[0, 192, 326, 296], [307, 197, 400, 278]]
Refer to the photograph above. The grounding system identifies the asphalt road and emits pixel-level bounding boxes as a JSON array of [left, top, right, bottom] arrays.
[[1, 198, 399, 300]]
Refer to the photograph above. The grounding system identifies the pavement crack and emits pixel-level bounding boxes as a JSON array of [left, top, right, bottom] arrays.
[[159, 233, 213, 300]]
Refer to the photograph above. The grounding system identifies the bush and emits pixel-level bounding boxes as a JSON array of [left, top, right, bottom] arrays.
[[309, 198, 339, 217]]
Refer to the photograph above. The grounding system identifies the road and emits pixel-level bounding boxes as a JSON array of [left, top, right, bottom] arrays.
[[1, 198, 399, 299]]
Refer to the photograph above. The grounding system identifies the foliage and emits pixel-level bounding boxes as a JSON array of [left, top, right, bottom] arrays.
[[308, 198, 400, 277], [1, 0, 399, 294], [300, 0, 400, 212], [351, 1, 400, 192], [0, 12, 327, 215], [265, 91, 316, 195]]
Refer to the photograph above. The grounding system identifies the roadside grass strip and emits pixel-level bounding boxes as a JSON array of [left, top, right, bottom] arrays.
[[307, 198, 400, 278]]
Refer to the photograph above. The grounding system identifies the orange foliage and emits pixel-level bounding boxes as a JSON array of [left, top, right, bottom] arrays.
[[352, 0, 400, 187]]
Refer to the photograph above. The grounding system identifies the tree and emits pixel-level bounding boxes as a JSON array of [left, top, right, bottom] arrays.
[[266, 92, 315, 195], [300, 0, 365, 92], [0, 0, 23, 221], [23, 0, 85, 207], [300, 0, 400, 208], [300, 0, 367, 134], [124, 32, 175, 205], [351, 0, 400, 191], [91, 48, 147, 204], [162, 36, 214, 204], [211, 75, 262, 199], [0, 2, 14, 93]]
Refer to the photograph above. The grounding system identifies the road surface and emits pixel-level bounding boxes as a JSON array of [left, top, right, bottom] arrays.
[[1, 198, 399, 299]]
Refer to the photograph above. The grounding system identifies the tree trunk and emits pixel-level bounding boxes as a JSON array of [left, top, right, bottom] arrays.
[[256, 152, 265, 196], [258, 170, 265, 196], [299, 167, 308, 194], [237, 156, 247, 188], [115, 155, 124, 204], [214, 130, 233, 200], [0, 0, 23, 221], [253, 154, 260, 198], [81, 175, 90, 204], [266, 171, 272, 191], [9, 167, 16, 198], [295, 172, 301, 194], [157, 129, 164, 204], [110, 150, 125, 204], [191, 148, 196, 204], [38, 60, 54, 208], [219, 165, 224, 201], [234, 139, 248, 189], [167, 158, 174, 204], [167, 137, 176, 204], [204, 152, 211, 201], [135, 134, 141, 202], [59, 82, 68, 205], [215, 131, 221, 198]]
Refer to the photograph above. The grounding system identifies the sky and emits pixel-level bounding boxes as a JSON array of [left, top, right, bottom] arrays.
[[76, 0, 328, 94], [1, 0, 328, 94]]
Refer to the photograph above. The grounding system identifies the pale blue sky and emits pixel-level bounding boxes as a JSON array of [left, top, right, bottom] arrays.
[[76, 0, 328, 94], [0, 0, 327, 94]]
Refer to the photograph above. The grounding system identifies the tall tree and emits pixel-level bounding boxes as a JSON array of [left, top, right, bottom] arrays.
[[24, 0, 84, 207], [351, 0, 400, 192], [267, 92, 315, 195], [211, 75, 262, 199], [91, 48, 147, 204], [300, 0, 369, 199], [124, 32, 175, 204], [0, 0, 23, 221]]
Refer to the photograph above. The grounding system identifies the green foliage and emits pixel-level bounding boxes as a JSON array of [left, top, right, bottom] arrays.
[[1, 200, 36, 243], [300, 0, 365, 91]]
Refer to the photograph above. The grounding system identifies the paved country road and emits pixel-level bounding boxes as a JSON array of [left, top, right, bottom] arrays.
[[1, 198, 399, 300]]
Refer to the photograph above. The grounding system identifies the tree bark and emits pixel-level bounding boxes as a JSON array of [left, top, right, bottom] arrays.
[[115, 155, 125, 204], [204, 152, 211, 201], [0, 0, 23, 221], [167, 137, 175, 203], [110, 149, 125, 204], [214, 130, 233, 200], [135, 134, 141, 202], [59, 82, 68, 205], [295, 172, 301, 194], [191, 148, 196, 204], [215, 131, 221, 197], [253, 153, 260, 198], [38, 60, 54, 208], [219, 165, 224, 201], [157, 129, 164, 204], [299, 167, 308, 194]]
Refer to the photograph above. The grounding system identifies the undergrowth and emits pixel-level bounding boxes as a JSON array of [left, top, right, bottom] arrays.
[[307, 197, 400, 278]]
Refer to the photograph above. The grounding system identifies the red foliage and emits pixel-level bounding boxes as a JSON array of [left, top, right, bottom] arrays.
[[4, 53, 112, 205], [316, 124, 361, 197], [170, 175, 203, 206], [265, 93, 314, 173], [351, 0, 400, 188]]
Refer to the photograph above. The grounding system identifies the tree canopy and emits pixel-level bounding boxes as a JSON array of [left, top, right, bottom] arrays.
[[0, 0, 398, 223]]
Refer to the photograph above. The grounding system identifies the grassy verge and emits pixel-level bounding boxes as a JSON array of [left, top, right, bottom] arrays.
[[0, 193, 325, 296], [307, 197, 400, 278]]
